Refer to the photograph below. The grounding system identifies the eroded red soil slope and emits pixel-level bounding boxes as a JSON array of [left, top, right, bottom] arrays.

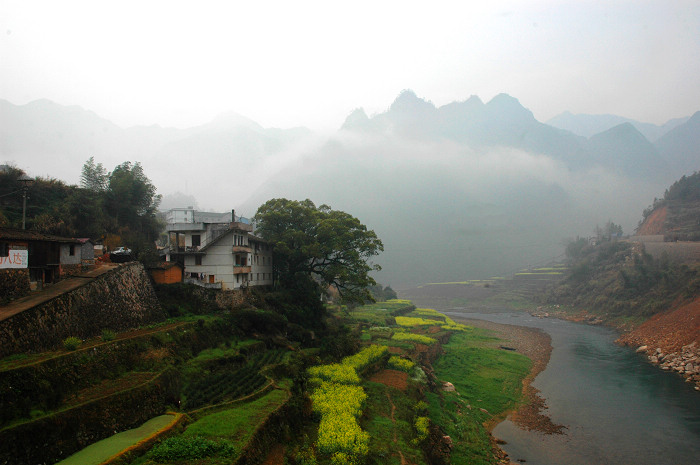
[[636, 205, 667, 235], [619, 296, 700, 353]]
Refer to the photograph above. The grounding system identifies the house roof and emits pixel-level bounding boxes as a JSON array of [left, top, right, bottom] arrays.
[[248, 233, 266, 242], [0, 227, 81, 244]]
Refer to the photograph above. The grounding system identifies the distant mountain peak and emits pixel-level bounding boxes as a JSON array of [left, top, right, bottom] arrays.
[[388, 89, 435, 114], [341, 108, 371, 131], [463, 95, 484, 106], [209, 111, 263, 131], [485, 93, 535, 122], [592, 122, 649, 143]]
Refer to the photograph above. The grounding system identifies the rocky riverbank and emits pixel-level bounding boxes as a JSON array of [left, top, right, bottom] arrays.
[[630, 342, 700, 390], [616, 297, 700, 391], [530, 298, 700, 391]]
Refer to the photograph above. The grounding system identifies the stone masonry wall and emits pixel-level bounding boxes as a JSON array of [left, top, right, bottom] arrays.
[[0, 269, 30, 304], [0, 262, 166, 358]]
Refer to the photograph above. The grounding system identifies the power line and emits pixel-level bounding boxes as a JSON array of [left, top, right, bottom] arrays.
[[0, 189, 23, 198]]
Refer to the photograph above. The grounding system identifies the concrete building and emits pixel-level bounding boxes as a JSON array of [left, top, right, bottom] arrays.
[[164, 207, 273, 290]]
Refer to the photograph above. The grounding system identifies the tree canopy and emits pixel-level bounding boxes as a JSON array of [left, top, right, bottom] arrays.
[[80, 156, 108, 192], [254, 198, 384, 305], [0, 160, 162, 263]]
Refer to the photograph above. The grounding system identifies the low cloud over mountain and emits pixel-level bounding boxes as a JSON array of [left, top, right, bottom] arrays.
[[2, 93, 697, 287]]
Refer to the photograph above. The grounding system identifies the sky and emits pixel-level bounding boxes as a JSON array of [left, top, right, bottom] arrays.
[[2, 0, 699, 132]]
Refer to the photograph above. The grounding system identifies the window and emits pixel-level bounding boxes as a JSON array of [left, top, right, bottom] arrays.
[[192, 235, 201, 247], [195, 255, 202, 265], [0, 243, 8, 257], [69, 244, 75, 256], [236, 274, 240, 283]]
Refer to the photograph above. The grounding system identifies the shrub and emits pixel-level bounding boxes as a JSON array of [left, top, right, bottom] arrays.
[[311, 382, 367, 418], [231, 308, 288, 334], [330, 451, 357, 465], [296, 446, 318, 465], [411, 308, 443, 318], [62, 336, 81, 351], [150, 436, 235, 461], [308, 364, 360, 385], [388, 355, 415, 372], [308, 346, 384, 463], [391, 332, 436, 345], [317, 413, 370, 458], [101, 329, 116, 341], [341, 345, 388, 371], [441, 323, 472, 332], [411, 367, 428, 384], [413, 401, 428, 413], [414, 416, 430, 443], [395, 316, 442, 327]]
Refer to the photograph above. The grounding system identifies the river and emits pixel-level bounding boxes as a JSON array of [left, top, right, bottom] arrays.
[[446, 310, 700, 465]]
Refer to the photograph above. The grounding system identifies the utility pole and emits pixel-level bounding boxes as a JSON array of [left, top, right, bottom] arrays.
[[18, 174, 33, 229]]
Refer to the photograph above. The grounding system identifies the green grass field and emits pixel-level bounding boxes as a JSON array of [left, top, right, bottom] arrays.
[[362, 381, 427, 465], [184, 388, 288, 443], [56, 414, 178, 465], [429, 330, 531, 464]]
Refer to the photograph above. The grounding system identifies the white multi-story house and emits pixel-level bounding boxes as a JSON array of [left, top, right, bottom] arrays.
[[164, 207, 273, 290]]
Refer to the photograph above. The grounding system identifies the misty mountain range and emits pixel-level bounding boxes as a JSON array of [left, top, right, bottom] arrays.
[[1, 93, 698, 287]]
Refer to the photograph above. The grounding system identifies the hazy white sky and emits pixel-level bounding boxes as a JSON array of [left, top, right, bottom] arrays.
[[2, 0, 699, 131]]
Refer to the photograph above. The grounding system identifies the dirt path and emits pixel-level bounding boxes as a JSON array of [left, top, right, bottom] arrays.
[[386, 392, 407, 465]]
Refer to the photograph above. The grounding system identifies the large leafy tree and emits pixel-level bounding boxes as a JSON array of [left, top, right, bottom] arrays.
[[254, 198, 384, 305], [105, 162, 161, 234]]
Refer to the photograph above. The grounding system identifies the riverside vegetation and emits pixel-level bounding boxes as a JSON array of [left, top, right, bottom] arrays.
[[1, 285, 535, 465]]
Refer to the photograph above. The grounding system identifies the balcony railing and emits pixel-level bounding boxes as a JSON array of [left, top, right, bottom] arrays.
[[233, 266, 251, 275]]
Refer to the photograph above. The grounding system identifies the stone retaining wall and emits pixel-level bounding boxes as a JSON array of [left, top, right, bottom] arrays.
[[0, 370, 178, 465], [0, 262, 165, 358], [0, 269, 30, 304]]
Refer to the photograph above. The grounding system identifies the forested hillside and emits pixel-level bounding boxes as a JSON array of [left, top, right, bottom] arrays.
[[0, 159, 162, 260], [543, 172, 700, 324]]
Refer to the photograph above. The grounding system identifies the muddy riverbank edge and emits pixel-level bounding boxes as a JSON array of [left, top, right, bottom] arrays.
[[451, 315, 565, 462]]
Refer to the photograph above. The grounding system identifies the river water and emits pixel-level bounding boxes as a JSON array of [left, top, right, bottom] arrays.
[[446, 311, 700, 465]]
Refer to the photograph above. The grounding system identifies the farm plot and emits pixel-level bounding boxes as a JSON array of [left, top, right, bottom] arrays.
[[183, 349, 286, 410]]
